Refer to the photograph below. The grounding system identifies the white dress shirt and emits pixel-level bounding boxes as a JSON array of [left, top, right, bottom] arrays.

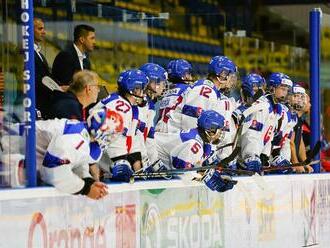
[[73, 44, 86, 70]]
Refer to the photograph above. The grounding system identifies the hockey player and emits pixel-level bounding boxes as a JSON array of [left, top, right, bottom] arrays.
[[136, 62, 167, 166], [286, 84, 313, 173], [155, 110, 236, 192], [37, 108, 122, 199], [156, 59, 193, 133], [231, 73, 266, 127], [240, 72, 293, 172], [159, 55, 238, 133], [91, 69, 149, 181]]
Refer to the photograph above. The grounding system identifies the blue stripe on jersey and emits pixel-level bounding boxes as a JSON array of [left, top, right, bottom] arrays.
[[165, 83, 190, 97], [203, 144, 212, 158], [148, 127, 155, 139], [63, 121, 85, 135], [138, 121, 146, 133], [89, 142, 102, 161], [248, 120, 263, 131], [132, 106, 139, 120], [43, 152, 70, 168], [122, 127, 128, 136], [147, 97, 155, 110], [101, 93, 119, 105], [182, 105, 202, 118], [172, 156, 191, 169], [180, 128, 199, 142]]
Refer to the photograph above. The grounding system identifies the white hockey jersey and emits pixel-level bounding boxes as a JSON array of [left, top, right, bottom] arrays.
[[155, 128, 213, 169], [36, 119, 101, 194], [92, 93, 137, 158], [132, 97, 159, 164], [156, 83, 191, 133], [162, 79, 228, 132], [240, 95, 283, 159], [272, 105, 298, 160]]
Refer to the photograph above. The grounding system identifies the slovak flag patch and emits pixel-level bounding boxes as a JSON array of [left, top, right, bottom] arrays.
[[249, 119, 263, 131]]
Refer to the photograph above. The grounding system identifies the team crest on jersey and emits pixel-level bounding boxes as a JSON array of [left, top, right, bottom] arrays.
[[104, 110, 124, 134], [249, 119, 263, 131], [81, 129, 90, 140], [203, 80, 214, 88]]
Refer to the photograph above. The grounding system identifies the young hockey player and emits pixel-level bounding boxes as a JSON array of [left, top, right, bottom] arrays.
[[136, 62, 167, 167], [155, 110, 236, 192], [240, 72, 293, 172], [36, 108, 121, 199], [156, 59, 194, 133], [91, 69, 149, 181], [158, 55, 238, 133]]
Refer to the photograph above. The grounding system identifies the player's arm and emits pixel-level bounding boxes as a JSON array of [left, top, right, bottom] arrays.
[[170, 140, 204, 169], [40, 135, 107, 199]]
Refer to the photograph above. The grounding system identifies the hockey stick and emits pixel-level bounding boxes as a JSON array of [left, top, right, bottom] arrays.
[[131, 146, 245, 179], [42, 76, 64, 92]]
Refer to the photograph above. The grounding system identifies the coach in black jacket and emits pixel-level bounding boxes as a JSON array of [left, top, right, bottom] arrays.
[[52, 24, 95, 89], [34, 18, 53, 118]]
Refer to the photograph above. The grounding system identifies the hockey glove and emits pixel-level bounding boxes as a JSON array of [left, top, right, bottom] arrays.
[[271, 155, 291, 167], [244, 155, 262, 173], [142, 159, 169, 173], [203, 169, 236, 193], [232, 105, 248, 126], [111, 160, 133, 182]]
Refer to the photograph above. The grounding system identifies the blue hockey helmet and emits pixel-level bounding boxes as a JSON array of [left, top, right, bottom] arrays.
[[241, 73, 265, 98], [117, 69, 149, 94], [197, 110, 226, 144], [139, 63, 168, 84], [208, 56, 237, 77], [267, 72, 293, 89], [167, 59, 193, 81]]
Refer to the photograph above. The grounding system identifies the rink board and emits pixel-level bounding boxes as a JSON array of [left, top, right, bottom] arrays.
[[0, 174, 330, 247]]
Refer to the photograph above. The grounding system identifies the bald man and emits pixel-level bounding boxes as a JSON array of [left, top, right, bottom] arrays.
[[34, 18, 53, 119]]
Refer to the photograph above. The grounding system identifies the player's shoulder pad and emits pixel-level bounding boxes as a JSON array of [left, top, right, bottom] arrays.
[[180, 128, 199, 142], [63, 120, 88, 137], [101, 93, 120, 105], [202, 79, 215, 88]]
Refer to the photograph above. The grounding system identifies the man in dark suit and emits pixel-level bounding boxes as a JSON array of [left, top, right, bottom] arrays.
[[34, 18, 53, 119], [52, 24, 96, 90]]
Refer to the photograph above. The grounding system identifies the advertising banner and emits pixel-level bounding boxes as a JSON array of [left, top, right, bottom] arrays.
[[140, 187, 225, 248], [0, 175, 330, 247]]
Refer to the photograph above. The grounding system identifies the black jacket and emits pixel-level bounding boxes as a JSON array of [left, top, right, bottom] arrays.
[[52, 44, 91, 86], [34, 50, 53, 118], [48, 91, 84, 121]]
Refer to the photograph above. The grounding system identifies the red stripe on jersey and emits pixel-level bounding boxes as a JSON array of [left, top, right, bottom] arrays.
[[163, 95, 184, 123], [126, 136, 132, 153], [225, 101, 229, 111], [75, 140, 84, 150]]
